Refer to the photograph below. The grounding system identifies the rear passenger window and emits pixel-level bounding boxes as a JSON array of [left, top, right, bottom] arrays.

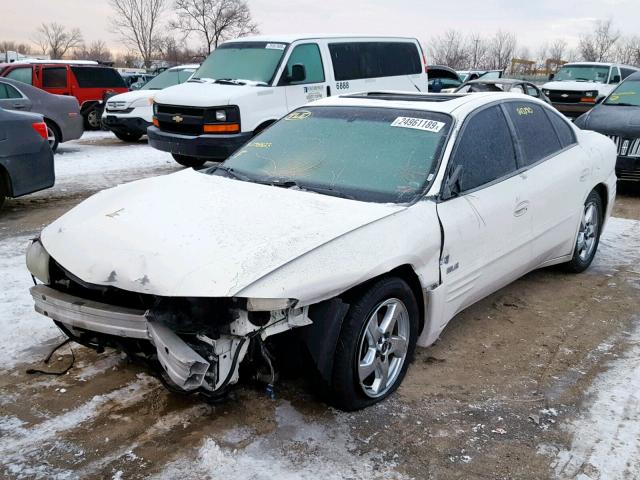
[[4, 84, 22, 99], [283, 43, 324, 84], [451, 105, 518, 192], [71, 67, 127, 88], [6, 67, 32, 85], [329, 42, 422, 81], [43, 67, 68, 88], [504, 102, 562, 166], [547, 111, 577, 148]]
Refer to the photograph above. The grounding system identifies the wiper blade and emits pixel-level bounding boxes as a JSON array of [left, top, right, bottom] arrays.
[[304, 185, 356, 200], [211, 165, 252, 181], [214, 78, 246, 85], [607, 102, 636, 106]]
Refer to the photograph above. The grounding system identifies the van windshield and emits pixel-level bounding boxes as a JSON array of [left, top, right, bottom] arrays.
[[554, 65, 611, 83], [193, 42, 288, 85], [214, 106, 452, 204]]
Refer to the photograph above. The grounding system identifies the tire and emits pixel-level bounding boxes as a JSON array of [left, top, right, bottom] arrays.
[[114, 131, 143, 142], [84, 107, 101, 130], [564, 190, 603, 273], [45, 120, 60, 153], [172, 154, 206, 169], [329, 277, 419, 411]]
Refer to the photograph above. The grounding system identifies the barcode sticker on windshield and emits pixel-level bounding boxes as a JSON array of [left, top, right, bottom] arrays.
[[391, 117, 445, 133], [266, 43, 286, 50]]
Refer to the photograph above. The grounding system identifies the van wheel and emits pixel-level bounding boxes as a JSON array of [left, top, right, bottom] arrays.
[[329, 277, 418, 411], [564, 190, 603, 273], [172, 154, 206, 169], [45, 120, 60, 152], [84, 107, 101, 130], [114, 131, 142, 142]]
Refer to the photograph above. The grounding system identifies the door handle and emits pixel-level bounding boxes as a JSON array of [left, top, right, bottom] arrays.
[[12, 104, 25, 109], [514, 200, 529, 217]]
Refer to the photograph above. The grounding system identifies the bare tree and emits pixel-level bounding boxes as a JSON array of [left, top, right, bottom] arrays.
[[428, 30, 468, 69], [548, 39, 568, 62], [172, 0, 259, 54], [487, 31, 517, 71], [579, 19, 620, 62], [32, 22, 83, 59], [75, 40, 113, 63], [109, 0, 167, 67], [0, 41, 33, 55], [465, 33, 489, 69], [614, 36, 640, 66]]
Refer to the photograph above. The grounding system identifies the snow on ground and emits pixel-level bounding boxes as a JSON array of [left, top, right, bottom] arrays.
[[157, 401, 407, 480], [33, 131, 179, 195], [549, 318, 640, 479]]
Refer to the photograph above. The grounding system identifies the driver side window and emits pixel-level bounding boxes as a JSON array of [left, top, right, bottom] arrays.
[[281, 43, 325, 85], [449, 105, 518, 193]]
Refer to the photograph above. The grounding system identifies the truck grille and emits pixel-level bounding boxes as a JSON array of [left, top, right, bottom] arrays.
[[156, 104, 206, 136], [548, 90, 584, 104], [607, 135, 640, 157], [107, 101, 129, 110]]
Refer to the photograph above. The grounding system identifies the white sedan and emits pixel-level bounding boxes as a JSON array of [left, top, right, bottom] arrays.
[[26, 92, 616, 410]]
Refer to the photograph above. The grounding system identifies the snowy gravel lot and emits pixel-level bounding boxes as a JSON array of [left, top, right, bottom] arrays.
[[1, 131, 639, 479]]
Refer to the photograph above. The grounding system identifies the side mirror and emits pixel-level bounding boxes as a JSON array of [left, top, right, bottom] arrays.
[[548, 73, 555, 81], [441, 164, 463, 200], [610, 75, 621, 84], [289, 64, 306, 83], [430, 79, 443, 93]]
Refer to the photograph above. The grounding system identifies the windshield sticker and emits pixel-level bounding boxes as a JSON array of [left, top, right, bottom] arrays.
[[516, 106, 534, 116], [391, 117, 445, 133], [286, 110, 312, 121], [266, 43, 286, 50]]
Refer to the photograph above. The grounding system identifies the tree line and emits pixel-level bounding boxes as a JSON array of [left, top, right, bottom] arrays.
[[428, 19, 640, 73]]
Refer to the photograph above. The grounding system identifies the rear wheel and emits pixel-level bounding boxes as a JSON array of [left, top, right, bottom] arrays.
[[329, 277, 418, 411], [114, 131, 143, 142], [45, 120, 60, 152], [564, 190, 603, 273], [84, 107, 101, 130], [172, 154, 206, 169]]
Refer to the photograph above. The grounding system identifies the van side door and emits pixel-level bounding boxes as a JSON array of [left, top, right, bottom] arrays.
[[278, 42, 328, 111], [327, 41, 426, 95]]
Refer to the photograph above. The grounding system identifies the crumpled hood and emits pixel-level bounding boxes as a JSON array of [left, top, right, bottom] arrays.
[[41, 169, 404, 298], [153, 80, 267, 107], [576, 104, 640, 136], [542, 80, 608, 94]]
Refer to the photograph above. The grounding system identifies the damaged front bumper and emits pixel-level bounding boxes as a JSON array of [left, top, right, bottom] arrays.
[[29, 284, 307, 393]]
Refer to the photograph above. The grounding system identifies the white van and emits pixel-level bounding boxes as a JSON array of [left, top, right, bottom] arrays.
[[148, 35, 428, 167], [542, 62, 639, 117]]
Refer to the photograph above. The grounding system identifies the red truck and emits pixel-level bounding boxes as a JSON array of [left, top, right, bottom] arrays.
[[0, 60, 128, 129]]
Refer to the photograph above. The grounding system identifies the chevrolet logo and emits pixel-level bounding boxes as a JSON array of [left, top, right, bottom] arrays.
[[561, 94, 569, 98], [172, 115, 184, 123]]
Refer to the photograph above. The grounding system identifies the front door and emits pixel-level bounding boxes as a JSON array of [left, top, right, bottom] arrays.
[[0, 82, 31, 111], [279, 43, 327, 111], [436, 104, 532, 324]]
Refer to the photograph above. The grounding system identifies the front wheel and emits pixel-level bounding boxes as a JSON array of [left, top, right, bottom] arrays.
[[329, 277, 418, 411], [114, 131, 143, 142], [172, 154, 206, 169], [564, 190, 603, 273]]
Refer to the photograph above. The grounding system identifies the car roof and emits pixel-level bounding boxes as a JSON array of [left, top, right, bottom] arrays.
[[226, 34, 419, 44], [7, 59, 99, 65], [466, 78, 527, 85], [564, 61, 640, 70], [169, 64, 199, 70], [309, 91, 537, 116]]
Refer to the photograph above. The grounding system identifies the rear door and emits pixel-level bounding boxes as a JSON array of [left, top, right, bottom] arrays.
[[42, 66, 71, 96], [278, 42, 328, 110], [0, 82, 32, 111], [436, 104, 532, 322], [327, 41, 425, 95], [503, 101, 586, 265]]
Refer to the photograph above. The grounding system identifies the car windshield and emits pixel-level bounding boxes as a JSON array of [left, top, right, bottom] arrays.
[[215, 106, 452, 203], [143, 68, 195, 90], [554, 65, 611, 83], [193, 42, 287, 85], [605, 79, 640, 106]]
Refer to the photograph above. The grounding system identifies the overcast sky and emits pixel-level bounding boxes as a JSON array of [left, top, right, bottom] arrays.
[[3, 0, 639, 55]]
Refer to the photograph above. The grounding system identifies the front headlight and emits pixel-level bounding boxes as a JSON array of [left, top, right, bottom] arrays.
[[246, 298, 296, 312], [153, 102, 159, 115], [26, 239, 50, 284], [584, 90, 598, 98]]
